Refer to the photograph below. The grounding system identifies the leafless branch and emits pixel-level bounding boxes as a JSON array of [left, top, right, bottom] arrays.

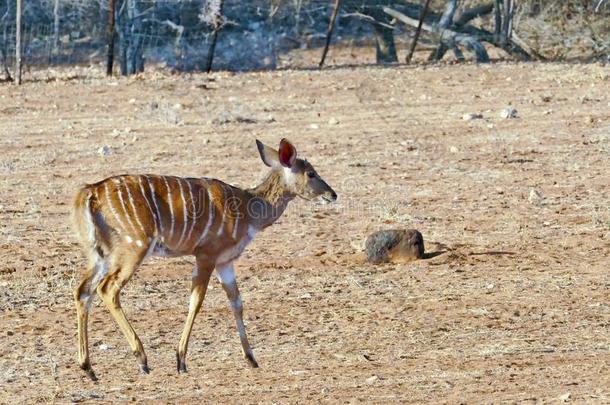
[[341, 12, 395, 30]]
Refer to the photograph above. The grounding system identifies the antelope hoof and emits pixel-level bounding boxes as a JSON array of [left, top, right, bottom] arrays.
[[245, 352, 259, 368], [80, 363, 98, 381], [139, 363, 150, 374], [176, 353, 187, 374]]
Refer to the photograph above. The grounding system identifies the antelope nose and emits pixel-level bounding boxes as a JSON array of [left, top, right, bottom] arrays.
[[330, 191, 337, 201]]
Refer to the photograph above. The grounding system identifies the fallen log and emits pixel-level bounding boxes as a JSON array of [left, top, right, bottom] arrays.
[[383, 6, 490, 62], [384, 4, 540, 62]]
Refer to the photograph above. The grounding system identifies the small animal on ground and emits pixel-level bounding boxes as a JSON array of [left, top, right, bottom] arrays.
[[365, 229, 424, 264], [72, 139, 337, 380]]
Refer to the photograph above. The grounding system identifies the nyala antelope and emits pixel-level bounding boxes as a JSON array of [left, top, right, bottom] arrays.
[[72, 139, 337, 380]]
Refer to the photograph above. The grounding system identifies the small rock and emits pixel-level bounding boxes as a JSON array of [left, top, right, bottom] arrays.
[[97, 145, 112, 157], [528, 189, 543, 204], [559, 392, 571, 402], [299, 293, 312, 299], [328, 117, 339, 125], [462, 113, 483, 121], [366, 375, 380, 384], [99, 344, 111, 351], [309, 123, 319, 129], [500, 107, 518, 119], [450, 146, 459, 153], [128, 98, 136, 104]]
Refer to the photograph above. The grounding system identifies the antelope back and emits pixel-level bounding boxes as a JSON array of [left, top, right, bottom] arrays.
[[77, 175, 249, 257]]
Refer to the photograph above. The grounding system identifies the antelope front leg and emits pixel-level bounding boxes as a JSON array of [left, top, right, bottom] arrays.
[[216, 262, 259, 368], [176, 257, 213, 373]]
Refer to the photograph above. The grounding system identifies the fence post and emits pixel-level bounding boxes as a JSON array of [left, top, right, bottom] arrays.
[[53, 0, 60, 53], [15, 0, 22, 85], [106, 0, 116, 76]]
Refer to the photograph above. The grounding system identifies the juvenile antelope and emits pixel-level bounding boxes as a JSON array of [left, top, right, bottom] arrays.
[[72, 139, 337, 380]]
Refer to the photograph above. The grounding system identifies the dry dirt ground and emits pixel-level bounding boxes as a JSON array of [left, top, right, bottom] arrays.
[[0, 60, 609, 403]]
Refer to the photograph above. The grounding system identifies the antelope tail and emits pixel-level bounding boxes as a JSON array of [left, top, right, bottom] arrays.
[[72, 187, 99, 253]]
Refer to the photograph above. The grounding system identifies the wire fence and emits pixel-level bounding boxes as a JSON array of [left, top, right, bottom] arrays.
[[0, 0, 370, 79], [0, 0, 608, 81]]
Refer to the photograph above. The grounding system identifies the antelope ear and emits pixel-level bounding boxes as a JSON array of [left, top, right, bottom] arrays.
[[278, 138, 297, 168], [256, 139, 279, 167]]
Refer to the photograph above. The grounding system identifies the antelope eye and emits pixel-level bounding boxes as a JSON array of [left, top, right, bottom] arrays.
[[307, 171, 316, 178]]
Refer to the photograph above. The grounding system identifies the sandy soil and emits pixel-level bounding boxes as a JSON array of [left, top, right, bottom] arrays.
[[0, 59, 609, 403]]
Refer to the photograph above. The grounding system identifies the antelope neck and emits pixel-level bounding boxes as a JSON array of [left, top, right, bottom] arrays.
[[246, 169, 296, 230]]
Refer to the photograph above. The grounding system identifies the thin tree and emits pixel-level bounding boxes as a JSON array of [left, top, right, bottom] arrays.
[[319, 0, 341, 68], [202, 0, 225, 73], [106, 0, 116, 76], [15, 0, 22, 85], [406, 0, 431, 64]]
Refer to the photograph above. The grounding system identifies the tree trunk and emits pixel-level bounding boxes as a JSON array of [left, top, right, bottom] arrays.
[[118, 0, 145, 75], [15, 0, 22, 85], [502, 0, 513, 44], [406, 0, 431, 64], [373, 24, 397, 63], [494, 0, 502, 41], [106, 0, 116, 76], [430, 0, 457, 61], [204, 0, 225, 73], [369, 7, 397, 64], [319, 0, 341, 68]]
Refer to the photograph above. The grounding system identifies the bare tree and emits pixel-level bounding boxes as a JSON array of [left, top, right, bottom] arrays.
[[15, 0, 22, 84], [200, 0, 225, 73], [106, 0, 116, 76]]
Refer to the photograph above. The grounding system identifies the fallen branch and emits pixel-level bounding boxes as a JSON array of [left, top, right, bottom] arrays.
[[455, 2, 494, 26], [383, 6, 489, 62], [511, 31, 546, 61], [595, 0, 608, 12], [385, 3, 539, 62], [341, 12, 395, 30]]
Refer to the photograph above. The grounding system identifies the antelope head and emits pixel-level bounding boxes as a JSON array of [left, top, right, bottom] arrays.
[[256, 139, 337, 203]]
